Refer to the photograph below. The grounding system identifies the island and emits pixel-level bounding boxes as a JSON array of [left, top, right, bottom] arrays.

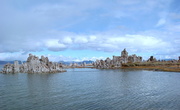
[[0, 54, 66, 73]]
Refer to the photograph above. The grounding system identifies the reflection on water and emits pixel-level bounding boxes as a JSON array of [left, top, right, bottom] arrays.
[[0, 68, 180, 110]]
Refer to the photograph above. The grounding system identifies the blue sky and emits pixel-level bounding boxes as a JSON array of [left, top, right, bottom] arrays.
[[0, 0, 180, 61]]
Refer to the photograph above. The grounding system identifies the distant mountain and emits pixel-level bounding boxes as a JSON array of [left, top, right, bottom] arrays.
[[0, 61, 9, 65], [161, 59, 176, 61], [58, 60, 94, 65], [82, 60, 94, 64], [0, 61, 25, 65]]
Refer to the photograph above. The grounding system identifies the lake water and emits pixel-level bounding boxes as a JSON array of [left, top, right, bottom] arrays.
[[0, 67, 180, 110]]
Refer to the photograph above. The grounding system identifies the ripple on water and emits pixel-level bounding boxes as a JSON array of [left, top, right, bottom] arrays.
[[0, 68, 180, 110]]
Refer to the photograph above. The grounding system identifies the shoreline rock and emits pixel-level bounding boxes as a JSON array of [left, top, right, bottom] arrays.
[[0, 54, 66, 73]]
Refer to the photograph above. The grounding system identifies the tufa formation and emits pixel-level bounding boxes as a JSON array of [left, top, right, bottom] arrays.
[[1, 54, 66, 73], [93, 49, 142, 69]]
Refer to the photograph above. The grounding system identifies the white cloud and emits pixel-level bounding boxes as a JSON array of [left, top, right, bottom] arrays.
[[1, 36, 179, 61], [74, 36, 88, 44], [89, 35, 97, 41], [0, 52, 28, 61], [156, 18, 166, 27], [88, 34, 169, 53], [45, 39, 67, 51], [0, 27, 178, 60], [59, 37, 73, 44]]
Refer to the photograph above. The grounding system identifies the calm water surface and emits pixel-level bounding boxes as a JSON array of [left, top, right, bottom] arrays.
[[0, 67, 180, 110]]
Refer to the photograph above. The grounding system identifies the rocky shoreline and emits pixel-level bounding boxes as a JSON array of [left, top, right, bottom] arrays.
[[91, 49, 180, 72], [0, 54, 66, 74], [121, 62, 180, 72]]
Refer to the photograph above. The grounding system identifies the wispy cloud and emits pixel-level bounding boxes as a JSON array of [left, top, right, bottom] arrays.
[[156, 18, 166, 27]]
